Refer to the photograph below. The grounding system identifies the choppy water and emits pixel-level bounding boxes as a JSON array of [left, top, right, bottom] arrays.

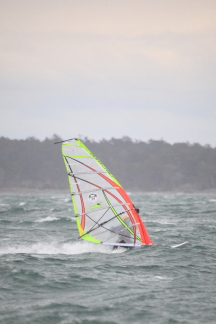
[[0, 193, 216, 324]]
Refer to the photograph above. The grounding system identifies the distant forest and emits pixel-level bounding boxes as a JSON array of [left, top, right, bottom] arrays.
[[0, 135, 216, 192]]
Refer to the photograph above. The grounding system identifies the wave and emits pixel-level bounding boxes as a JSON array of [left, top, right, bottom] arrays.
[[0, 241, 125, 256], [35, 216, 60, 223], [148, 219, 176, 225], [34, 215, 75, 223]]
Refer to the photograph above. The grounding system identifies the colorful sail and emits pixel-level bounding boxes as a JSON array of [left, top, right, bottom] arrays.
[[60, 138, 152, 247]]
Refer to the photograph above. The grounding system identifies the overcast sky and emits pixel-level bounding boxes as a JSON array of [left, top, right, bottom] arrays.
[[1, 0, 216, 145]]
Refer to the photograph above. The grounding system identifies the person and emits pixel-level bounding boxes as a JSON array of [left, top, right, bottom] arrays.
[[112, 206, 140, 250], [134, 206, 140, 214], [111, 213, 133, 250]]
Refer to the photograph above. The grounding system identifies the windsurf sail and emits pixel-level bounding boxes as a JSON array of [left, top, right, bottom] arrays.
[[57, 138, 152, 247]]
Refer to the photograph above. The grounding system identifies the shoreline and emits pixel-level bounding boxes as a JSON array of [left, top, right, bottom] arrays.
[[0, 188, 216, 194], [0, 188, 69, 194]]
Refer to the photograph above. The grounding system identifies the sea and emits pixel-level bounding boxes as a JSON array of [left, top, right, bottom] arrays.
[[0, 192, 215, 324]]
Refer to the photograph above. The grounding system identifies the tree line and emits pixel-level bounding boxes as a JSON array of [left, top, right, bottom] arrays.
[[0, 135, 216, 192]]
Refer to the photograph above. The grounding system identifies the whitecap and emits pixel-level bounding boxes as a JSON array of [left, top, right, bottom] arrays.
[[0, 241, 124, 256], [35, 216, 59, 223], [149, 219, 175, 225]]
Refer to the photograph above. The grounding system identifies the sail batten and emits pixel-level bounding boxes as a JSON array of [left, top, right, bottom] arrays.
[[61, 138, 152, 247], [68, 171, 108, 176], [71, 187, 120, 195], [76, 202, 130, 216]]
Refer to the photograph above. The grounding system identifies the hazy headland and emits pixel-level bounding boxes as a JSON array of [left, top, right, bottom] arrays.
[[0, 135, 216, 193]]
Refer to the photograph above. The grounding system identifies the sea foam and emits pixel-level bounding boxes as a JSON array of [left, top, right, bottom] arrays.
[[0, 241, 125, 256]]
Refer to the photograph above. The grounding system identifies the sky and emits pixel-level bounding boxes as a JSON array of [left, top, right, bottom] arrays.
[[1, 0, 216, 145]]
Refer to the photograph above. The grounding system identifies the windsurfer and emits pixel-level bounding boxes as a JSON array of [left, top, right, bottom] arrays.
[[111, 213, 133, 249], [112, 207, 141, 249]]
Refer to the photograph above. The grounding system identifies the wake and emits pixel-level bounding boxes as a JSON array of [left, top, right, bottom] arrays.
[[0, 241, 125, 256]]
